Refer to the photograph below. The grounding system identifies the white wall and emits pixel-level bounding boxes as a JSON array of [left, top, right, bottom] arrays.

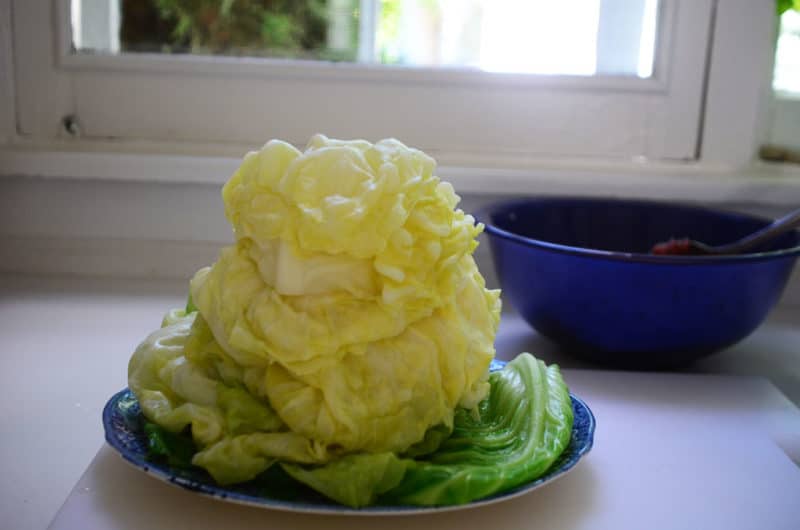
[[2, 175, 798, 310]]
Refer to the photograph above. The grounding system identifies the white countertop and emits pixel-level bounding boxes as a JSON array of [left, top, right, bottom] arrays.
[[49, 372, 800, 530], [1, 273, 799, 530]]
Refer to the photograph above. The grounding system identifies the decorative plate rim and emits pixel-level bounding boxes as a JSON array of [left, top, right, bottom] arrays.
[[102, 365, 595, 516]]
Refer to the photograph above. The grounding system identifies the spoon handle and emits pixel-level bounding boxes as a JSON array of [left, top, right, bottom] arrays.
[[714, 207, 800, 254]]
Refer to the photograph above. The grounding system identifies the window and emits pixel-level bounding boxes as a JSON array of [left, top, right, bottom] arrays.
[[773, 8, 800, 95], [9, 0, 723, 166], [71, 1, 659, 77]]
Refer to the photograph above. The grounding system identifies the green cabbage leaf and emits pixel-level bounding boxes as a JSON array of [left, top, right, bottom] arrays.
[[281, 354, 573, 507]]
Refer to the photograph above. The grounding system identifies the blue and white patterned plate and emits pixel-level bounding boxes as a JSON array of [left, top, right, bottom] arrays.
[[103, 361, 595, 515]]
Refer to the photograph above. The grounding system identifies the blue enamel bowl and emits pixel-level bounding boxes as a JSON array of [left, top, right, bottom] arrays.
[[479, 197, 800, 369]]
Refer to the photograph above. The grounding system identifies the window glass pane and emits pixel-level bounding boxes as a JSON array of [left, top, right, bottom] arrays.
[[71, 0, 658, 77], [774, 10, 800, 95]]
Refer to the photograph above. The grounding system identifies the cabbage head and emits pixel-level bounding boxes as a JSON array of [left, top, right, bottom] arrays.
[[128, 135, 502, 484]]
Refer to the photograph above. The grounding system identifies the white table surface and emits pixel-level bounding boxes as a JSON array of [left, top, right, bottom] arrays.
[[1, 273, 799, 530], [50, 371, 800, 530]]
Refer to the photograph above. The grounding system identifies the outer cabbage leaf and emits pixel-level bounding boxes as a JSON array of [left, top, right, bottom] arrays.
[[193, 431, 330, 485], [280, 354, 574, 508], [385, 354, 573, 506], [282, 453, 410, 508], [128, 313, 332, 485], [144, 422, 196, 469]]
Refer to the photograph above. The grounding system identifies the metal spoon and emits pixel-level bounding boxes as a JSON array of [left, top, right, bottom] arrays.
[[651, 207, 800, 256]]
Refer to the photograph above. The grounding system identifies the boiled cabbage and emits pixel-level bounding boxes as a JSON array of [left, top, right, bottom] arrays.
[[128, 135, 502, 486]]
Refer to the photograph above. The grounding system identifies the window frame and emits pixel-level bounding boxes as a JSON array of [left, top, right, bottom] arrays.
[[1, 0, 787, 179], [0, 0, 14, 143], [8, 0, 721, 165], [697, 0, 778, 168]]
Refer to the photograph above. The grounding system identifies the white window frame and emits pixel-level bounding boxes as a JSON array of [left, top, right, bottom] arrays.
[[8, 0, 719, 165], [695, 0, 777, 168], [0, 0, 787, 181], [0, 0, 14, 144]]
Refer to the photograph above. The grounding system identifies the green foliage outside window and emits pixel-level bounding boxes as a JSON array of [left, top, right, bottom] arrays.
[[778, 0, 800, 15], [121, 0, 358, 61]]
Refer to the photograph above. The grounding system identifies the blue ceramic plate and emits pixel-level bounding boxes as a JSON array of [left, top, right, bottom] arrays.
[[103, 361, 595, 515]]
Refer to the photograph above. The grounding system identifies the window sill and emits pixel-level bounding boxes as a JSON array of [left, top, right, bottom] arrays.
[[2, 144, 800, 205]]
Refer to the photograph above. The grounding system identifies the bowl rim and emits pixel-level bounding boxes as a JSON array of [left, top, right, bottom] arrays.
[[475, 197, 800, 265]]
